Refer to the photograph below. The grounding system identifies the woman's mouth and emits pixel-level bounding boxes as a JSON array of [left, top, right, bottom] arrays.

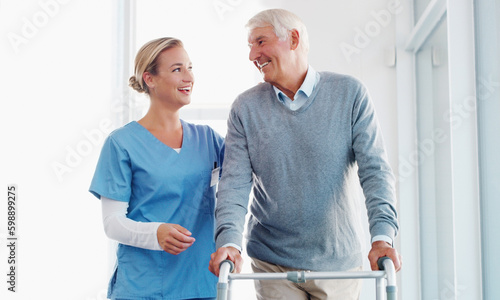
[[178, 86, 192, 94]]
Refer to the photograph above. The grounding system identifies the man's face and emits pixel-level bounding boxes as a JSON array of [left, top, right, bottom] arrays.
[[248, 26, 293, 87]]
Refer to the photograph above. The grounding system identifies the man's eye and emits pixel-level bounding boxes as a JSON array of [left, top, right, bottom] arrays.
[[173, 68, 181, 72]]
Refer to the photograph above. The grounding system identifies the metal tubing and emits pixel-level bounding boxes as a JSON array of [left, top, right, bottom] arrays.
[[376, 277, 384, 300], [217, 258, 398, 299], [382, 258, 397, 300], [229, 271, 386, 281], [216, 261, 233, 300]]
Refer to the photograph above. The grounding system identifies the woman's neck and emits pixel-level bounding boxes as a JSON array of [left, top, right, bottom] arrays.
[[138, 102, 183, 149]]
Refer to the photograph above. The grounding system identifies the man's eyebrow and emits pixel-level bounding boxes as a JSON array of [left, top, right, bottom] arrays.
[[248, 36, 266, 47], [250, 35, 266, 43]]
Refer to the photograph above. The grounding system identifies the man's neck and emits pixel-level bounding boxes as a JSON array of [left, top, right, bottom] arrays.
[[273, 64, 308, 100]]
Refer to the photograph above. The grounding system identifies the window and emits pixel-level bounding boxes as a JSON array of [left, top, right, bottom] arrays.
[[474, 1, 500, 299], [396, 0, 497, 298]]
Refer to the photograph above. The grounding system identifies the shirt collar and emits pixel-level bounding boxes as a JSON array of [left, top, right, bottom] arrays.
[[273, 65, 319, 101]]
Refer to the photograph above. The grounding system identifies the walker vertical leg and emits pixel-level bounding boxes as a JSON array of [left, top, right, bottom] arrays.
[[217, 260, 234, 300], [227, 279, 232, 300], [375, 277, 385, 300]]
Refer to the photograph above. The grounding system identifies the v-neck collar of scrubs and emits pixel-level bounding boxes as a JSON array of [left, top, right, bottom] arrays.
[[131, 120, 186, 154]]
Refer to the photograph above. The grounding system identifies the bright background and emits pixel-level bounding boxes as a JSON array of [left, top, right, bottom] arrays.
[[1, 0, 498, 299]]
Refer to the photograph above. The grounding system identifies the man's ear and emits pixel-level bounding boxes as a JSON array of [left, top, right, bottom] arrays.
[[290, 29, 300, 51]]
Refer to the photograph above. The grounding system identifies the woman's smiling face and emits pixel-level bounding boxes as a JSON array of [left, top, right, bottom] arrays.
[[146, 46, 194, 108]]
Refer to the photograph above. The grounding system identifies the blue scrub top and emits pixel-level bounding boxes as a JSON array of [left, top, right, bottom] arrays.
[[89, 120, 224, 300]]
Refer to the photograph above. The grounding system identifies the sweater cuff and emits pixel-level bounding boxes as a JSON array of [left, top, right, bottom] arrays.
[[221, 243, 242, 253], [370, 222, 396, 242], [371, 235, 393, 247]]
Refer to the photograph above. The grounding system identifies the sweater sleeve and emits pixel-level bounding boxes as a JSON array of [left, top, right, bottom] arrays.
[[351, 83, 399, 242], [214, 102, 253, 250]]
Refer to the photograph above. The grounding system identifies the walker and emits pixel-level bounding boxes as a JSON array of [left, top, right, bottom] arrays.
[[217, 256, 397, 300]]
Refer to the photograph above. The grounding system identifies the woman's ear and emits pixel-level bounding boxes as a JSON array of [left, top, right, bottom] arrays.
[[143, 72, 154, 90]]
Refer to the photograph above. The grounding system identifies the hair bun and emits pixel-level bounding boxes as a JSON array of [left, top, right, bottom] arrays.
[[129, 76, 145, 93]]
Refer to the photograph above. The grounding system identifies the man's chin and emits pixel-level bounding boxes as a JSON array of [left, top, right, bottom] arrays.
[[260, 72, 272, 83]]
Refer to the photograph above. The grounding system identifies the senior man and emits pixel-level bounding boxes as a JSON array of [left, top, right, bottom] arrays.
[[209, 8, 402, 300]]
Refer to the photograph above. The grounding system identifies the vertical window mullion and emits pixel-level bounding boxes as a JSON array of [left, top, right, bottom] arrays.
[[474, 0, 500, 299]]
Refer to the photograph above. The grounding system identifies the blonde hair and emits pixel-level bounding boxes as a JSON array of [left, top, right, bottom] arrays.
[[246, 9, 309, 54], [129, 37, 184, 94]]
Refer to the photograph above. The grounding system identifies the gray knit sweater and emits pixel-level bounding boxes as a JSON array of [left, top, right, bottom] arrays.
[[215, 72, 398, 272]]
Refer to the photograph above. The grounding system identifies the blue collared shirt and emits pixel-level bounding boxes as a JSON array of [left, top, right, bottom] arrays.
[[273, 65, 321, 111]]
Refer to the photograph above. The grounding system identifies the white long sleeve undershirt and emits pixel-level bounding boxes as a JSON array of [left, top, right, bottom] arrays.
[[101, 196, 163, 251]]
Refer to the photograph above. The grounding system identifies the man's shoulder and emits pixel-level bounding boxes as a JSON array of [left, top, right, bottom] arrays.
[[318, 71, 364, 87], [232, 82, 274, 108], [239, 82, 274, 98]]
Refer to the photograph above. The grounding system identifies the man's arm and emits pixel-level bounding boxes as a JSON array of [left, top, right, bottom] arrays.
[[350, 82, 401, 271], [211, 102, 253, 274]]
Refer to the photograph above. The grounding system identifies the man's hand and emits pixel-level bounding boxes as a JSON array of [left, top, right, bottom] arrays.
[[368, 241, 402, 272], [157, 224, 195, 255], [209, 246, 243, 277]]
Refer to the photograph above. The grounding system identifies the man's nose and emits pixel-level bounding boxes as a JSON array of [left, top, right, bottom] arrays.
[[249, 44, 260, 62]]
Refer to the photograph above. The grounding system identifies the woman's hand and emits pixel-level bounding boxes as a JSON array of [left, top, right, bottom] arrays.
[[157, 224, 195, 255]]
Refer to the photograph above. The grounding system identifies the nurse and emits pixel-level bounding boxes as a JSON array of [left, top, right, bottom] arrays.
[[89, 37, 224, 300]]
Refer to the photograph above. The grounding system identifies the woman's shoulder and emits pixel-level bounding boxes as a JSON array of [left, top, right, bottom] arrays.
[[182, 120, 222, 137], [182, 121, 224, 149], [104, 121, 142, 145]]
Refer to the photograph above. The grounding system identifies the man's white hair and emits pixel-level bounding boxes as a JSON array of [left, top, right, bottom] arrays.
[[246, 8, 309, 54]]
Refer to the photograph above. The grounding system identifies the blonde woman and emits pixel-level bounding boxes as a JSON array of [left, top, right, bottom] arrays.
[[90, 37, 224, 300]]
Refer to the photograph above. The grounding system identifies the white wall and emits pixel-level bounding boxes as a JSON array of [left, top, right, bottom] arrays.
[[0, 1, 113, 299]]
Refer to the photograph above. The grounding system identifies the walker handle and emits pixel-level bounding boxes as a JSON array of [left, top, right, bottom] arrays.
[[377, 256, 397, 300], [377, 256, 391, 270], [219, 259, 235, 273], [216, 260, 235, 300]]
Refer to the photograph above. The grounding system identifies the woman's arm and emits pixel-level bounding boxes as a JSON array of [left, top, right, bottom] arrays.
[[101, 196, 163, 250], [101, 197, 195, 254]]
